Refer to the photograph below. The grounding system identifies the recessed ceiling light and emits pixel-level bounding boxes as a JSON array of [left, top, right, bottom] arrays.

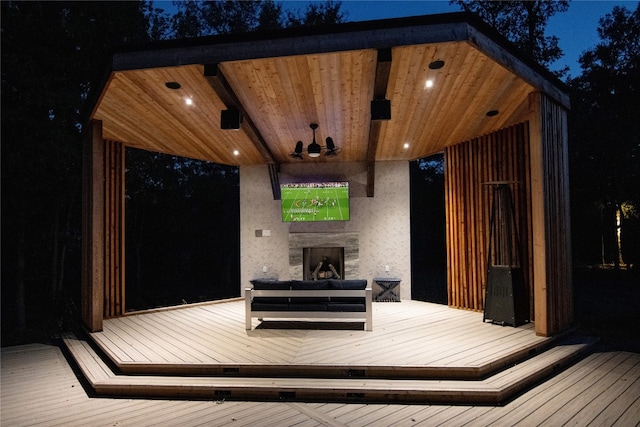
[[165, 81, 181, 90], [428, 60, 445, 70], [486, 110, 499, 117], [233, 150, 240, 156], [185, 97, 194, 106], [403, 143, 410, 150], [425, 79, 434, 89]]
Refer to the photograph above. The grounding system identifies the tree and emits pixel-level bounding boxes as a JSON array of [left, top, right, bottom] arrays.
[[124, 149, 240, 310], [285, 0, 346, 28], [171, 0, 345, 37], [451, 0, 569, 75], [1, 1, 152, 343], [569, 4, 640, 268]]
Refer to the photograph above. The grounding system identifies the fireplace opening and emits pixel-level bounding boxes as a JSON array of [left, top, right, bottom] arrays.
[[303, 247, 344, 280]]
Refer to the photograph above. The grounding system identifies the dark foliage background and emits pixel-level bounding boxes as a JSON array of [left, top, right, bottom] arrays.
[[124, 149, 240, 311], [410, 154, 447, 305], [1, 0, 346, 345]]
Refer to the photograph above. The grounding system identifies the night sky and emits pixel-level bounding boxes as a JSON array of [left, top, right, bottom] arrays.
[[256, 0, 639, 75]]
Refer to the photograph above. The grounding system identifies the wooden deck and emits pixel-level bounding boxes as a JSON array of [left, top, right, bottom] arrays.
[[3, 342, 639, 426], [88, 300, 554, 378], [32, 299, 599, 405]]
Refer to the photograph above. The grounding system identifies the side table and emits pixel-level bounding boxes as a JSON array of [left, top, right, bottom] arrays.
[[373, 277, 401, 302]]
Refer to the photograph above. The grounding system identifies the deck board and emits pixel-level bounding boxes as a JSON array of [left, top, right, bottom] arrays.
[[3, 343, 639, 426], [543, 352, 639, 426], [91, 300, 551, 371]]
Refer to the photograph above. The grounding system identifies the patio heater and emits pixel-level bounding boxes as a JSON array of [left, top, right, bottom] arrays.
[[482, 182, 529, 326]]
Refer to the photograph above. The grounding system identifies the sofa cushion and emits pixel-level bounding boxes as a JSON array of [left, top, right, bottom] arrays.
[[288, 303, 328, 311], [291, 280, 330, 290], [328, 279, 367, 303], [327, 302, 366, 312], [329, 279, 367, 290], [251, 280, 290, 303], [251, 303, 289, 311], [251, 279, 290, 290], [290, 280, 331, 303]]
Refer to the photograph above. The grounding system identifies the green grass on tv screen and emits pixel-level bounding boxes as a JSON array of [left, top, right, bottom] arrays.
[[281, 182, 350, 222]]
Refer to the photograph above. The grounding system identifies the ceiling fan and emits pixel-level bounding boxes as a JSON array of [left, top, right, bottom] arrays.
[[290, 123, 341, 159]]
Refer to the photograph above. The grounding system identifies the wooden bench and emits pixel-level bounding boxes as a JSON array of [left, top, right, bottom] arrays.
[[245, 279, 373, 331]]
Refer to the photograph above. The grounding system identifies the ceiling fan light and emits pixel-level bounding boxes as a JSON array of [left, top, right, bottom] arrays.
[[307, 141, 321, 157]]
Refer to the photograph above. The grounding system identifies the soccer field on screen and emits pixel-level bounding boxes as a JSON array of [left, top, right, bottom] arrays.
[[281, 183, 350, 222]]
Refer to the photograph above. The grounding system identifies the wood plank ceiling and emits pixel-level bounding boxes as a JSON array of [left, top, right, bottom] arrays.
[[91, 29, 536, 166]]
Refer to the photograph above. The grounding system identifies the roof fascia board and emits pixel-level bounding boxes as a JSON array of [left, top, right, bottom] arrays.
[[112, 22, 470, 71]]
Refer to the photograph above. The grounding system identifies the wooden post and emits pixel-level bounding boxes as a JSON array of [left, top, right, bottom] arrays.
[[528, 92, 548, 336], [82, 120, 105, 332], [528, 91, 573, 336]]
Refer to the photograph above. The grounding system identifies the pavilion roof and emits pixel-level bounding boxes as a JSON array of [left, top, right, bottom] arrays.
[[89, 12, 569, 166]]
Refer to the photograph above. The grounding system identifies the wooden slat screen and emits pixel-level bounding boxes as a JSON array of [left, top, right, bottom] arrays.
[[529, 93, 573, 335], [104, 140, 125, 318], [444, 123, 533, 315]]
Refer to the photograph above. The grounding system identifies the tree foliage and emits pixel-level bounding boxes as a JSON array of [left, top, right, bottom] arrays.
[[451, 0, 569, 75], [124, 150, 240, 311], [569, 4, 640, 268], [170, 0, 344, 37], [1, 1, 151, 343], [285, 0, 346, 28], [1, 0, 347, 345]]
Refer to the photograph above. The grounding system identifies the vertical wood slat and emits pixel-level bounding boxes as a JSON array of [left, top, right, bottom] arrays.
[[529, 92, 572, 336], [444, 123, 532, 315], [104, 140, 125, 318], [82, 120, 105, 332]]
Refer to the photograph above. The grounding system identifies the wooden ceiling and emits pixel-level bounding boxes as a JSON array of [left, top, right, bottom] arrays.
[[90, 14, 565, 166]]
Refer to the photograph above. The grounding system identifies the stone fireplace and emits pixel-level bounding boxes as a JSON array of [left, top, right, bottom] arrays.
[[289, 233, 358, 280]]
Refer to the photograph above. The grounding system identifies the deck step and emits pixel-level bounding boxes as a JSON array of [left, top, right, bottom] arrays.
[[87, 325, 572, 380], [62, 332, 597, 404]]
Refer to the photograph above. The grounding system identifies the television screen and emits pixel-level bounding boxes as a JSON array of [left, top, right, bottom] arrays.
[[281, 181, 350, 222]]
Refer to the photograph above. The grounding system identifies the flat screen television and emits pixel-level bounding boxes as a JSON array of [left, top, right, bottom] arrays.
[[281, 181, 350, 222]]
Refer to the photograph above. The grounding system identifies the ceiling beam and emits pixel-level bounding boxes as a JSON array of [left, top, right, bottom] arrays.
[[204, 64, 276, 164], [268, 163, 281, 200], [204, 64, 282, 198], [367, 49, 392, 197]]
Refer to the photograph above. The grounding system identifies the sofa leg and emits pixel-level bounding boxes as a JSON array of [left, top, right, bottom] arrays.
[[245, 288, 252, 330]]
